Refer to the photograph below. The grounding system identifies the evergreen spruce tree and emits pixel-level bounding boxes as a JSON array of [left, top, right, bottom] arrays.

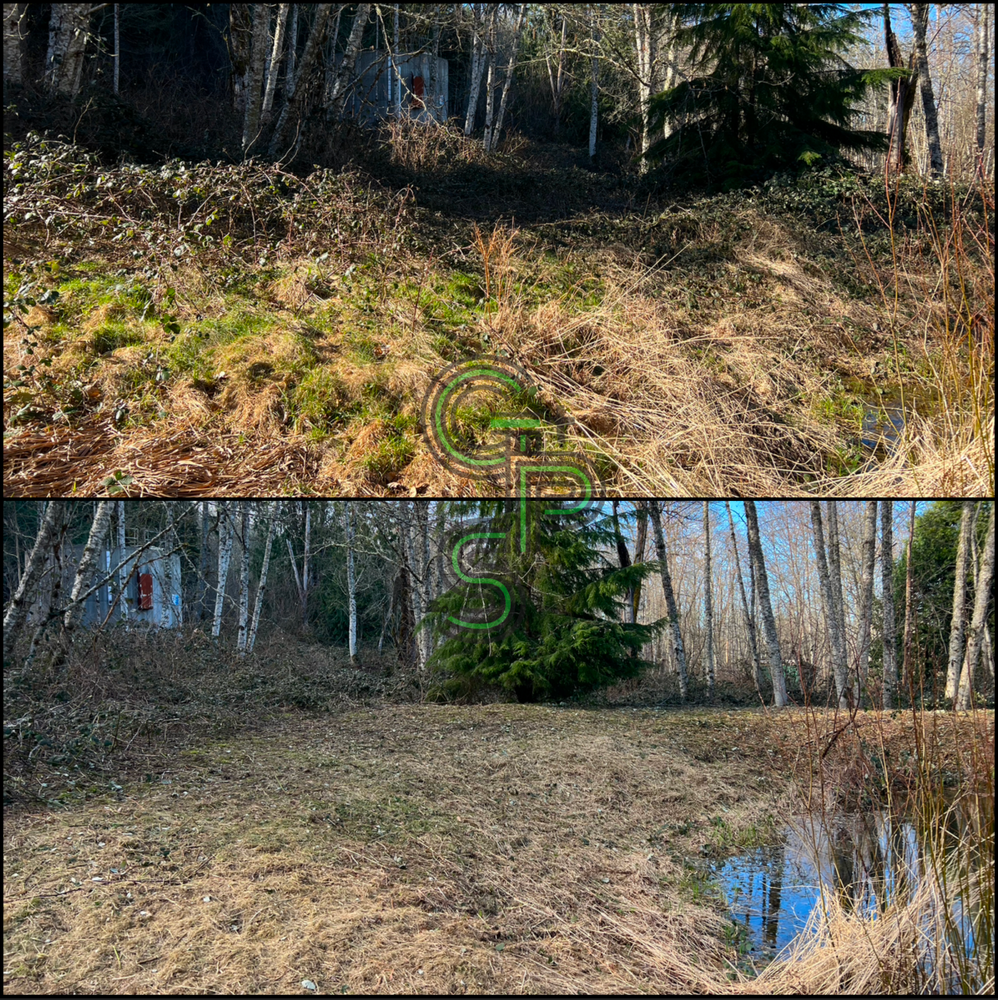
[[646, 3, 907, 189], [429, 501, 665, 702]]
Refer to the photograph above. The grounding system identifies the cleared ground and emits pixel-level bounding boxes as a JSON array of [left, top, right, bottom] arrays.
[[4, 698, 991, 995]]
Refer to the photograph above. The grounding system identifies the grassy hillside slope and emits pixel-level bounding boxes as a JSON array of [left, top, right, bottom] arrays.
[[4, 124, 993, 496]]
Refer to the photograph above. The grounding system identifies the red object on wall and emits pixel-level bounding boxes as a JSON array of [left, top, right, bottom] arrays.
[[411, 75, 424, 109], [139, 572, 153, 610]]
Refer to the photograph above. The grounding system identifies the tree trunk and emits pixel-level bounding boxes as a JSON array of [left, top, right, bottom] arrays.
[[45, 3, 90, 96], [809, 501, 850, 707], [3, 4, 25, 83], [910, 3, 943, 177], [725, 501, 763, 699], [745, 501, 787, 708], [3, 502, 66, 661], [955, 503, 995, 710], [346, 500, 359, 664], [63, 501, 113, 632], [884, 3, 918, 173], [198, 501, 212, 622], [268, 3, 332, 159], [855, 500, 878, 704], [489, 3, 526, 152], [117, 500, 129, 627], [703, 501, 715, 702], [246, 500, 278, 656], [589, 8, 599, 160], [213, 502, 233, 640], [464, 4, 486, 134], [647, 501, 688, 701], [241, 4, 271, 155], [326, 3, 372, 118], [262, 3, 290, 118], [945, 501, 975, 701], [881, 502, 898, 709], [902, 501, 917, 697], [975, 5, 990, 174], [236, 503, 251, 654]]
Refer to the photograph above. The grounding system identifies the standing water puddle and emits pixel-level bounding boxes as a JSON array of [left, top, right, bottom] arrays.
[[714, 799, 993, 985]]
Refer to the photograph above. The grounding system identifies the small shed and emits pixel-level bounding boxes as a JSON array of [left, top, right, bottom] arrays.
[[337, 50, 449, 123], [29, 545, 182, 630]]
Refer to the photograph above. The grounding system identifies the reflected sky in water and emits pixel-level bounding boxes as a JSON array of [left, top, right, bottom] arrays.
[[714, 802, 990, 967]]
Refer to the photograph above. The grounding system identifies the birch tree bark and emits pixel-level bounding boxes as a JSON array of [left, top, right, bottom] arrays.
[[268, 3, 332, 158], [197, 501, 212, 622], [745, 501, 787, 708], [945, 501, 975, 701], [246, 501, 278, 656], [242, 4, 271, 155], [3, 502, 66, 661], [488, 3, 526, 153], [975, 5, 990, 174], [725, 501, 763, 699], [881, 502, 898, 709], [325, 3, 372, 118], [45, 3, 90, 96], [62, 502, 113, 632], [3, 3, 24, 83], [648, 500, 688, 701], [589, 6, 599, 160], [236, 503, 251, 654], [902, 501, 917, 696], [262, 3, 290, 118], [212, 502, 234, 640], [810, 501, 849, 707], [955, 503, 995, 710], [703, 501, 715, 701], [854, 501, 878, 704], [117, 500, 129, 627], [464, 4, 488, 134], [909, 3, 943, 177], [346, 500, 359, 664]]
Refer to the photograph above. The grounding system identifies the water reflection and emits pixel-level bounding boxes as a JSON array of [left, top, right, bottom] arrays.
[[716, 797, 992, 970]]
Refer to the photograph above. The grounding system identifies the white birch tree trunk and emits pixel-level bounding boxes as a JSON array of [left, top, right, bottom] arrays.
[[725, 500, 763, 698], [488, 3, 526, 152], [262, 3, 291, 117], [855, 500, 878, 702], [910, 3, 943, 178], [703, 501, 715, 701], [346, 500, 359, 664], [975, 5, 990, 174], [242, 4, 271, 154], [945, 501, 975, 700], [268, 3, 332, 158], [589, 8, 599, 159], [648, 500, 688, 701], [464, 4, 486, 134], [3, 4, 24, 83], [45, 3, 90, 96], [237, 503, 252, 654], [117, 500, 129, 627], [744, 501, 787, 708], [63, 501, 113, 632], [3, 502, 66, 661], [810, 501, 849, 707], [160, 501, 175, 630], [213, 502, 234, 640], [881, 502, 898, 709], [955, 503, 995, 710], [326, 3, 372, 117], [246, 501, 278, 656]]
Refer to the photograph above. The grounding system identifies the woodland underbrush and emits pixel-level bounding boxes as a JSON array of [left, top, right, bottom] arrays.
[[3, 122, 994, 495]]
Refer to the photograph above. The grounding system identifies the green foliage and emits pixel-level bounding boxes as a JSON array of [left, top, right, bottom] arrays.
[[890, 501, 995, 701], [645, 4, 907, 191], [428, 502, 665, 702]]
